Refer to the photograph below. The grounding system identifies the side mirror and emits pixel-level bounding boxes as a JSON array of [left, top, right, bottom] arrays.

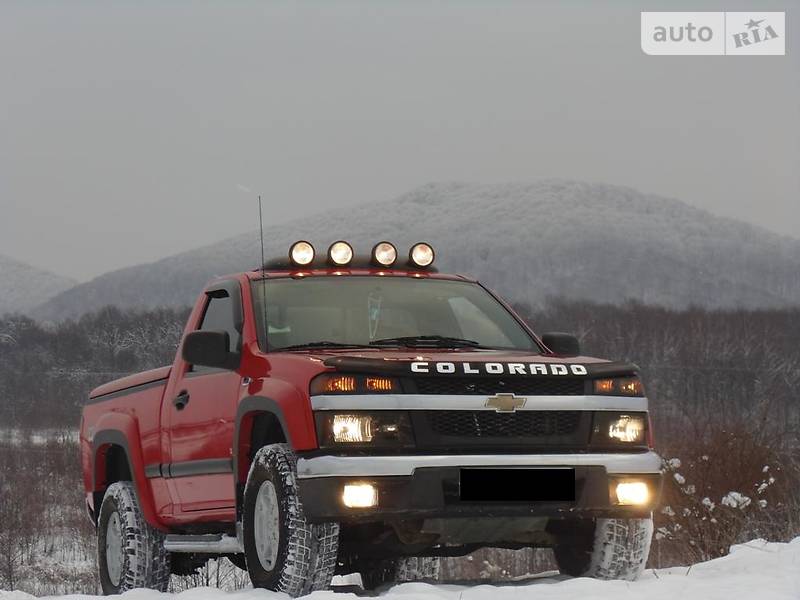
[[541, 332, 580, 356], [182, 330, 239, 370]]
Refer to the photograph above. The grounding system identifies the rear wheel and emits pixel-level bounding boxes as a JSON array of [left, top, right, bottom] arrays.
[[97, 481, 171, 594], [554, 517, 653, 581], [243, 444, 340, 597]]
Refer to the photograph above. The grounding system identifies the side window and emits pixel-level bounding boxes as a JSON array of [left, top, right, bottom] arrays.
[[193, 291, 241, 371]]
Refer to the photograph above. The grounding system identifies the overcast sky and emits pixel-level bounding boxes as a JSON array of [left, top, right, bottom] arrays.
[[1, 0, 797, 281]]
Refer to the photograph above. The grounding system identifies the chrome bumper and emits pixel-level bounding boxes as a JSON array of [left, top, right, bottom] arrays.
[[296, 450, 663, 479]]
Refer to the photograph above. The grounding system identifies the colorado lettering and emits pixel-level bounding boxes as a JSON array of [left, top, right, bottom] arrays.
[[410, 362, 588, 376]]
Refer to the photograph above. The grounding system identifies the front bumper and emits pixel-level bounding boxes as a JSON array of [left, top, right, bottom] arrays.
[[296, 451, 663, 522]]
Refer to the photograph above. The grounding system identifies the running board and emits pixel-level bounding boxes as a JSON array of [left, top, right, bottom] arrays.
[[164, 533, 243, 554]]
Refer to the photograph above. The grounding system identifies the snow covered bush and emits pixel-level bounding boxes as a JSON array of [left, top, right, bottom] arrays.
[[651, 426, 790, 567]]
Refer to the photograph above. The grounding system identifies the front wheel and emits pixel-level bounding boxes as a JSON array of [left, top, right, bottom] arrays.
[[554, 517, 653, 581], [243, 444, 340, 597], [97, 481, 171, 594]]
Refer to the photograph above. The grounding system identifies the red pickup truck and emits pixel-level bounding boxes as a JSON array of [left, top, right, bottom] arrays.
[[80, 241, 662, 595]]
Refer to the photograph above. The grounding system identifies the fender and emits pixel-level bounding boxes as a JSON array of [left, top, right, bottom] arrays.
[[233, 394, 310, 483], [91, 413, 165, 531]]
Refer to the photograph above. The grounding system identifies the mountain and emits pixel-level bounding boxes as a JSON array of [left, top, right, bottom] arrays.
[[0, 253, 77, 316], [33, 180, 800, 320]]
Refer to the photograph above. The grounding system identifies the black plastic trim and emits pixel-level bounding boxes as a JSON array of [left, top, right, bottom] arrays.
[[145, 459, 233, 479], [168, 458, 233, 478], [232, 396, 293, 518], [91, 430, 134, 489]]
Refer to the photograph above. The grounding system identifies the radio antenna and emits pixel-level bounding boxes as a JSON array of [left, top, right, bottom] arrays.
[[258, 195, 269, 349]]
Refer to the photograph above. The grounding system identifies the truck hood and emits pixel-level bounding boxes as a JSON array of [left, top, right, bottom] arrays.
[[282, 348, 638, 379]]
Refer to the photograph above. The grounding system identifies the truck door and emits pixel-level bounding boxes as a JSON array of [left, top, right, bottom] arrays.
[[163, 282, 243, 514]]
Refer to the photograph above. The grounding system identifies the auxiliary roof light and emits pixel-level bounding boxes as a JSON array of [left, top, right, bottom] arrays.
[[289, 241, 315, 266], [328, 241, 354, 266], [409, 242, 435, 268], [372, 242, 398, 267]]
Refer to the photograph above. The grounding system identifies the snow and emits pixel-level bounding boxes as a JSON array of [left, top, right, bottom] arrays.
[[2, 538, 798, 600], [721, 492, 752, 510], [0, 253, 75, 316]]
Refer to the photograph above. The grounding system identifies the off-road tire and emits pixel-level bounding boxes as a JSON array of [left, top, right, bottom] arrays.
[[243, 443, 340, 597], [554, 517, 653, 581], [356, 556, 441, 590], [396, 556, 441, 582], [97, 481, 171, 594]]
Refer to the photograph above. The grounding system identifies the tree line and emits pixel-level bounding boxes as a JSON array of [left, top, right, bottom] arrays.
[[1, 300, 798, 590]]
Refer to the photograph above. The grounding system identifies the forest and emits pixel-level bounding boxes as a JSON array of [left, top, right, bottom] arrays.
[[1, 301, 798, 593]]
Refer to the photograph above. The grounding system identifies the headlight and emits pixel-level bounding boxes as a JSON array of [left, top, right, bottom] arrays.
[[591, 412, 647, 447], [316, 412, 414, 448], [310, 374, 399, 395], [593, 377, 644, 397]]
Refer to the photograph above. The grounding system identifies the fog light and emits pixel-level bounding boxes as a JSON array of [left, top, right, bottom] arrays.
[[289, 241, 315, 266], [343, 483, 378, 508], [616, 481, 650, 506]]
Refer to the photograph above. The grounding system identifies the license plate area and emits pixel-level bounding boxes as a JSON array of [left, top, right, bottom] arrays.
[[459, 468, 576, 502]]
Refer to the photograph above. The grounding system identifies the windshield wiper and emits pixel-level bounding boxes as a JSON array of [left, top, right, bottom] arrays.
[[274, 341, 375, 351], [369, 335, 489, 349]]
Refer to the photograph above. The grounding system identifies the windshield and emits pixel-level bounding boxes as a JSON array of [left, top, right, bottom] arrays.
[[251, 276, 538, 352]]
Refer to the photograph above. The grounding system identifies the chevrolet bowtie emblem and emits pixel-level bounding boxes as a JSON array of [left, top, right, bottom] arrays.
[[485, 393, 527, 413]]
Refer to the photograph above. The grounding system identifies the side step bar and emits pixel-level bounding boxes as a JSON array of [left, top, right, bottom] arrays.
[[164, 533, 243, 554]]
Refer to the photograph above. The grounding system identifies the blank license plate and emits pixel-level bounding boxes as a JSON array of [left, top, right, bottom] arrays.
[[460, 468, 575, 502]]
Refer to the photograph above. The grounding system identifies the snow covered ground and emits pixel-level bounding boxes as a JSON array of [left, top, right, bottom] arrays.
[[2, 538, 798, 600]]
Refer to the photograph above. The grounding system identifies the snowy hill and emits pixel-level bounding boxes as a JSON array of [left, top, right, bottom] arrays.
[[33, 180, 800, 320], [1, 538, 797, 599], [0, 254, 76, 316]]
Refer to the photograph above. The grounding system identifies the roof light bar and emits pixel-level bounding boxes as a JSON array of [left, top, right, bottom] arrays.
[[372, 242, 398, 267], [409, 242, 435, 268], [289, 241, 315, 266], [328, 241, 354, 266]]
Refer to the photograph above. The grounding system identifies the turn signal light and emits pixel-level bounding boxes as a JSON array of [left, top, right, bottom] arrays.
[[366, 377, 396, 392], [593, 377, 644, 397], [310, 374, 399, 395], [320, 375, 357, 393], [594, 379, 615, 394]]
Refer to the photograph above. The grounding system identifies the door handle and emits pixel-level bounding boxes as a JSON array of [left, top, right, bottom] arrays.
[[173, 390, 190, 410]]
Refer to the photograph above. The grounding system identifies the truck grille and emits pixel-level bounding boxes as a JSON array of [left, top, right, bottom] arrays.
[[412, 377, 584, 396], [426, 410, 581, 438]]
